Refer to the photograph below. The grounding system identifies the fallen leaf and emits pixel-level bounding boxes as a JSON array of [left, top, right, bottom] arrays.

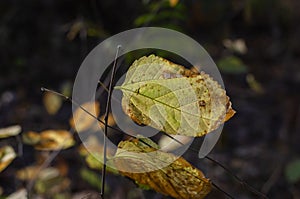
[[223, 38, 248, 54], [7, 189, 28, 199], [43, 92, 63, 115], [111, 138, 212, 199], [17, 166, 59, 181], [116, 55, 235, 137], [35, 130, 75, 150], [23, 130, 75, 150], [0, 125, 22, 138], [0, 146, 16, 172], [34, 171, 70, 195], [79, 135, 117, 173], [70, 101, 100, 132], [22, 131, 40, 145]]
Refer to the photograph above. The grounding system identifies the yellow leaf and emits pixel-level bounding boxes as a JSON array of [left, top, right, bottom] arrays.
[[169, 0, 179, 7], [23, 130, 74, 150], [112, 139, 212, 199], [0, 146, 16, 172], [69, 101, 100, 132], [116, 55, 235, 137], [22, 131, 40, 145], [16, 165, 40, 181], [7, 189, 27, 199], [78, 135, 117, 173], [98, 113, 116, 129], [0, 125, 21, 138], [43, 92, 63, 115], [35, 130, 75, 150]]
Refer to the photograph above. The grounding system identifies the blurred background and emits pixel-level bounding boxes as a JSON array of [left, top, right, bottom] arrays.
[[0, 0, 299, 198]]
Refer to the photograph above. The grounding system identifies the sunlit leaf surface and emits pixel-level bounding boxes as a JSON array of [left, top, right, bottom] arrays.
[[116, 55, 235, 137]]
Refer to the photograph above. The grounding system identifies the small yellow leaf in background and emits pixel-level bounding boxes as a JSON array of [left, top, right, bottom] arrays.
[[98, 113, 116, 129], [36, 130, 75, 150], [69, 102, 100, 132], [0, 146, 16, 172], [223, 38, 248, 54], [23, 130, 74, 150], [0, 125, 21, 138], [116, 55, 235, 137], [43, 92, 63, 115], [169, 0, 179, 7], [22, 131, 40, 145], [246, 74, 264, 94], [16, 165, 40, 181], [16, 164, 70, 195], [112, 139, 212, 199], [79, 136, 117, 173], [7, 189, 27, 199]]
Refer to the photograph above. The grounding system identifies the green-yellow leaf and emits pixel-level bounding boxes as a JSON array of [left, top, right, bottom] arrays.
[[115, 55, 235, 137]]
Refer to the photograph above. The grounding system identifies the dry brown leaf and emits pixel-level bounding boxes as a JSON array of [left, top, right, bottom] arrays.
[[112, 139, 212, 199], [0, 146, 16, 172], [69, 101, 100, 132], [0, 125, 21, 138], [43, 92, 63, 115]]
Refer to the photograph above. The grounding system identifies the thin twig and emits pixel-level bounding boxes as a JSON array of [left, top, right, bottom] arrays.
[[101, 45, 122, 198]]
